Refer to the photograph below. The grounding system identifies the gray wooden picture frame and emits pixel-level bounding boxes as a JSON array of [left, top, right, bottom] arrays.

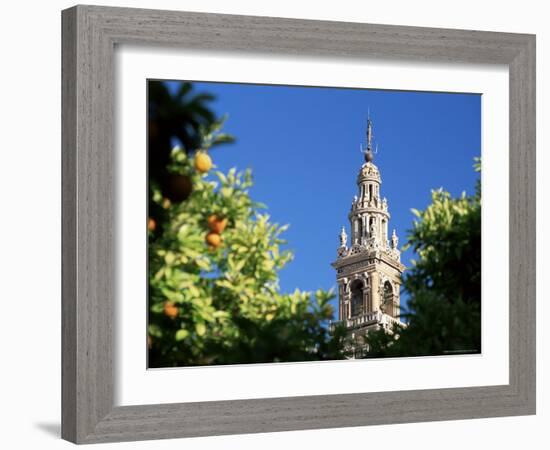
[[61, 4, 536, 444]]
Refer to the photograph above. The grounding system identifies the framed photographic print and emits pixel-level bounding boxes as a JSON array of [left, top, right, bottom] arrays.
[[62, 5, 536, 444]]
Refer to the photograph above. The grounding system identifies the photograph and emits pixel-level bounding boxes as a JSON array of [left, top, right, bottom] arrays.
[[0, 1, 539, 446], [147, 79, 482, 368]]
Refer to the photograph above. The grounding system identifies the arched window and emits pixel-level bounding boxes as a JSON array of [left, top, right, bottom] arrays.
[[350, 280, 364, 317], [383, 281, 394, 317]]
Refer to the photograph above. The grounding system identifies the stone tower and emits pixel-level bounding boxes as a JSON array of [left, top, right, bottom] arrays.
[[331, 117, 405, 355]]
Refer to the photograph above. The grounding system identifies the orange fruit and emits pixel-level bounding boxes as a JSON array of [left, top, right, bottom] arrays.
[[207, 214, 218, 229], [163, 302, 179, 319], [194, 152, 212, 173], [205, 232, 222, 248], [164, 174, 193, 202], [147, 217, 156, 232], [207, 215, 228, 234]]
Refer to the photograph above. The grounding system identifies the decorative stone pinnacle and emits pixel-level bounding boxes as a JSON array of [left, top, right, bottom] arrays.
[[339, 226, 348, 248], [391, 229, 398, 249]]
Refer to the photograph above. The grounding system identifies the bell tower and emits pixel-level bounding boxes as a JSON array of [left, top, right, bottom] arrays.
[[332, 116, 405, 355]]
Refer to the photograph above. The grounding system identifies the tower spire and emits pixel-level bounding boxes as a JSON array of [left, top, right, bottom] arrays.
[[367, 117, 373, 151], [364, 115, 374, 162]]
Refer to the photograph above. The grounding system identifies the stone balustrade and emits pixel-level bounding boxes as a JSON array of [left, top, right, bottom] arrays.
[[329, 310, 405, 333]]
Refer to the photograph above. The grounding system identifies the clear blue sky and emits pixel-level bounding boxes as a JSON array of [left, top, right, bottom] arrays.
[[164, 80, 481, 313]]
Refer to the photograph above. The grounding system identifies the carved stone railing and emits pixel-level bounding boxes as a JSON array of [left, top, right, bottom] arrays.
[[330, 311, 381, 330], [330, 311, 405, 332], [380, 313, 404, 328]]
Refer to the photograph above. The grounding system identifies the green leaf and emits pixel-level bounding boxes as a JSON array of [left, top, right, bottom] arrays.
[[195, 322, 206, 336], [175, 329, 189, 341], [148, 324, 163, 338], [151, 302, 165, 314]]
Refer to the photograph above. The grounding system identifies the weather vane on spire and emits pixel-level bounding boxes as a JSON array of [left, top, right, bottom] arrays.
[[367, 117, 373, 151], [361, 112, 377, 163]]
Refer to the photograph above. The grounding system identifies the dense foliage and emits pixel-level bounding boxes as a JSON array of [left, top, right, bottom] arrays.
[[362, 161, 482, 358], [147, 82, 345, 367]]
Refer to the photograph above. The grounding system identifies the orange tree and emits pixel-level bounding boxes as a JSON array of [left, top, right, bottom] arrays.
[[147, 83, 345, 367]]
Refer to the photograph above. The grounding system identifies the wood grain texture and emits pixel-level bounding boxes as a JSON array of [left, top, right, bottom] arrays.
[[61, 5, 536, 444], [61, 7, 77, 443]]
